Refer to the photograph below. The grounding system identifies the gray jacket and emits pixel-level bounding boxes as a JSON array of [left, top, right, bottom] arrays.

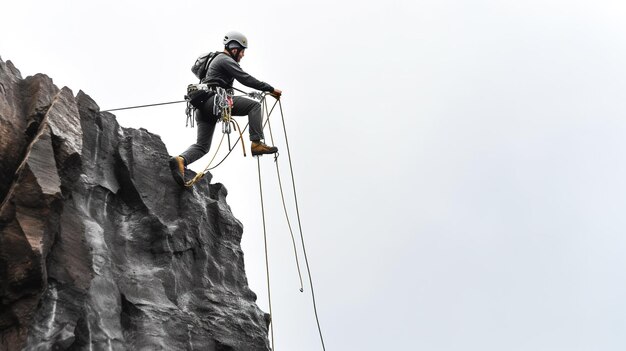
[[203, 53, 274, 92]]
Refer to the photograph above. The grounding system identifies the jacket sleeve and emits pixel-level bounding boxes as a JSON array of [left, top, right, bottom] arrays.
[[222, 57, 274, 92]]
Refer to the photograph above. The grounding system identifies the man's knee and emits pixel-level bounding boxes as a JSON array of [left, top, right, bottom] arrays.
[[249, 101, 262, 116]]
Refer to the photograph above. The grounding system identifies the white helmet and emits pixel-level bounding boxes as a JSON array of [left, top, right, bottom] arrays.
[[223, 31, 248, 49]]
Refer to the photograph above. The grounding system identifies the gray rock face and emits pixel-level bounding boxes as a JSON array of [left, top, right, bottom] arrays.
[[0, 57, 270, 350]]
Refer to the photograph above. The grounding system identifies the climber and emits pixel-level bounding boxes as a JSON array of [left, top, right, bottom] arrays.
[[169, 31, 282, 186]]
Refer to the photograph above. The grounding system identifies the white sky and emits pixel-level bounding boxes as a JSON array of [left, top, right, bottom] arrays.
[[3, 1, 626, 350]]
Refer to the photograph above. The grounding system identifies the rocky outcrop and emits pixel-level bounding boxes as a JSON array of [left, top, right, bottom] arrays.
[[0, 56, 270, 350]]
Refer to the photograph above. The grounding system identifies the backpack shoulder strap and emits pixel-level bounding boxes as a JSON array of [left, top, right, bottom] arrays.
[[200, 51, 224, 82]]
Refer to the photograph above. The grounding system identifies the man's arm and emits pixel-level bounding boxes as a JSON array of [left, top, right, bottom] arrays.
[[222, 56, 275, 92]]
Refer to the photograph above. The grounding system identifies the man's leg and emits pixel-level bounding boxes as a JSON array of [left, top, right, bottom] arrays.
[[170, 101, 218, 186], [180, 102, 219, 165], [231, 96, 264, 141], [231, 96, 277, 155]]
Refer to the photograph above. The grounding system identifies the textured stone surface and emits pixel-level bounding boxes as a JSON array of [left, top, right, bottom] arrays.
[[0, 57, 270, 350]]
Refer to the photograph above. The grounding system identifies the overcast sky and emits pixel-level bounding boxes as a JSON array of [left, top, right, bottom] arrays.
[[3, 1, 626, 350]]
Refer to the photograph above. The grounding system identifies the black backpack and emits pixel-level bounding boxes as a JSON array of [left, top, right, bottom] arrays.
[[191, 51, 223, 81]]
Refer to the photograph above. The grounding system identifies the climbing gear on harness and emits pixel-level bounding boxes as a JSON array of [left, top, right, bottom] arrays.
[[169, 156, 186, 187], [223, 31, 248, 48], [212, 87, 233, 116], [248, 91, 264, 100], [184, 83, 213, 127], [213, 87, 247, 157], [251, 140, 278, 156], [185, 84, 213, 109]]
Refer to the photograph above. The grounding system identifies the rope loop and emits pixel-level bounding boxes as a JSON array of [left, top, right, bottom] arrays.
[[184, 172, 205, 187]]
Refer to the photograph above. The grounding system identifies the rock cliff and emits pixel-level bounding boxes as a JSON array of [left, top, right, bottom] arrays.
[[0, 57, 270, 351]]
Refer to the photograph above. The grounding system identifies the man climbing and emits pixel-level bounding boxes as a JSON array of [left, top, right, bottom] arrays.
[[170, 31, 282, 186]]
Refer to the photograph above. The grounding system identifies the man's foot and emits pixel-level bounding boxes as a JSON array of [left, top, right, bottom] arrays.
[[251, 141, 278, 156], [169, 156, 186, 186]]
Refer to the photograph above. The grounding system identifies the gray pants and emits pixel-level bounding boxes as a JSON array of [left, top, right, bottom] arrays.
[[180, 95, 264, 165]]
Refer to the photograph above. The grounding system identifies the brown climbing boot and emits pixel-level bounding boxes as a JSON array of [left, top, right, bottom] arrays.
[[169, 156, 185, 186], [251, 141, 278, 156]]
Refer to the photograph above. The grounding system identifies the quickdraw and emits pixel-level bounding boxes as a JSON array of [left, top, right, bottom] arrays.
[[214, 87, 247, 158]]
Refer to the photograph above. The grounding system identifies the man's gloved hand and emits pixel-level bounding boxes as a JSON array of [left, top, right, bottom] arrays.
[[270, 88, 282, 99]]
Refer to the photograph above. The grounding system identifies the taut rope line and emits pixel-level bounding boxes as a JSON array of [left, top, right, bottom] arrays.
[[257, 156, 275, 351], [277, 99, 326, 350], [101, 100, 186, 113], [263, 98, 305, 293]]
